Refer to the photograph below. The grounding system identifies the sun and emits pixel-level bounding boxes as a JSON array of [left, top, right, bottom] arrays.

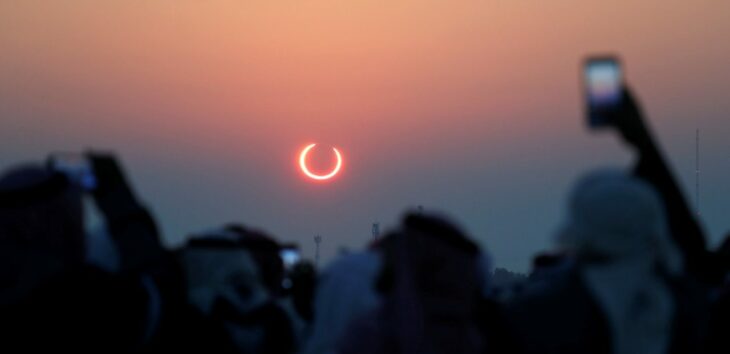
[[298, 143, 343, 181]]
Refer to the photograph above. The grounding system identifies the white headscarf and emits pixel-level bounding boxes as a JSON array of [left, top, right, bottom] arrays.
[[181, 246, 268, 315], [556, 169, 683, 354], [299, 251, 382, 354]]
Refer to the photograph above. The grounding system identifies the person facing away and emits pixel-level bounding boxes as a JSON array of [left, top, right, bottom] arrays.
[[503, 169, 708, 354], [154, 225, 297, 354], [337, 213, 492, 354], [0, 155, 171, 353], [0, 165, 85, 306], [0, 163, 145, 352], [299, 249, 382, 354]]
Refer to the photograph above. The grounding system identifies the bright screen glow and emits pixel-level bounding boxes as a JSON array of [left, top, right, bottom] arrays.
[[587, 61, 622, 107]]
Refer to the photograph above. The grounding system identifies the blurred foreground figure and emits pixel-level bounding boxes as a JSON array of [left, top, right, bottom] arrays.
[[0, 155, 303, 353], [300, 250, 381, 354], [0, 166, 85, 305], [337, 213, 493, 354], [0, 154, 166, 352], [174, 226, 297, 354], [504, 169, 707, 354], [609, 89, 709, 281]]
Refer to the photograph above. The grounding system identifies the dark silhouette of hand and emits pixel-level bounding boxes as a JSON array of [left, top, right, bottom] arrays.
[[87, 152, 163, 270], [612, 88, 654, 151], [86, 152, 142, 226], [88, 153, 127, 192]]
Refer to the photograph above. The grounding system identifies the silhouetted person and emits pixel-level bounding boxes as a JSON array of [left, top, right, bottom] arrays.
[[166, 226, 296, 354], [300, 249, 382, 354], [338, 213, 492, 354], [611, 89, 710, 281], [503, 169, 707, 354], [0, 153, 166, 352], [0, 165, 85, 305]]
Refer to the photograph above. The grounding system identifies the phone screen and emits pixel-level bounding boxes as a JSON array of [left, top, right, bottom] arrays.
[[585, 57, 622, 127], [50, 153, 97, 190], [280, 248, 301, 269]]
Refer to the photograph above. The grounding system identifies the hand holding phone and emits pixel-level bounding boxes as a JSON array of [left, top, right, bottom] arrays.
[[48, 153, 97, 190], [280, 246, 301, 270]]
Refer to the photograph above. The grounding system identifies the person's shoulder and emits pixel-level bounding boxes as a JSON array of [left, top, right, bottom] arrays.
[[507, 264, 583, 306], [320, 251, 382, 285], [501, 265, 610, 354], [330, 251, 380, 271], [502, 263, 602, 335]]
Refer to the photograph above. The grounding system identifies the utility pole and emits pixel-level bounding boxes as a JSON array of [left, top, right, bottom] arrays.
[[314, 235, 322, 268], [372, 222, 380, 241]]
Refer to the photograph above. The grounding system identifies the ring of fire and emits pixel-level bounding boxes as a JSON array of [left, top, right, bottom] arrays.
[[299, 143, 343, 181]]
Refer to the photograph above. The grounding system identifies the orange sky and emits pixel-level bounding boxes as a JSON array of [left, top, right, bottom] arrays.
[[1, 1, 729, 270]]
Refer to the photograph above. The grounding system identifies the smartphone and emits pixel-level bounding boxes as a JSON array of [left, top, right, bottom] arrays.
[[49, 153, 97, 190], [584, 56, 623, 128], [280, 246, 301, 270]]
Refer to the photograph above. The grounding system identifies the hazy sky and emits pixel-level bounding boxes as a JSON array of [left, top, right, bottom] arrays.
[[1, 1, 729, 271]]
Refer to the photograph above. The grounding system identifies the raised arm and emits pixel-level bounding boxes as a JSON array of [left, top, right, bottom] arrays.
[[612, 89, 707, 276], [89, 153, 164, 272]]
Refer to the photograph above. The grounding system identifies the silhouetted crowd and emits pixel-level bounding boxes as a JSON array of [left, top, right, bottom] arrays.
[[1, 87, 729, 354]]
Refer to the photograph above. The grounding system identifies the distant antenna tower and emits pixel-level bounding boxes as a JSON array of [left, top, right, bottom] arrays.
[[314, 235, 322, 267], [695, 129, 700, 216], [372, 222, 380, 241]]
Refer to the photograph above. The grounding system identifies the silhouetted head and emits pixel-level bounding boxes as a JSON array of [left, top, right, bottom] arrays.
[[0, 164, 85, 304], [376, 213, 487, 314], [181, 233, 265, 315], [225, 224, 285, 297], [183, 225, 284, 310], [556, 169, 681, 273]]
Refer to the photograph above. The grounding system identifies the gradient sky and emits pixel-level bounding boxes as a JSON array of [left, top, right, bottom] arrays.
[[1, 1, 729, 271]]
